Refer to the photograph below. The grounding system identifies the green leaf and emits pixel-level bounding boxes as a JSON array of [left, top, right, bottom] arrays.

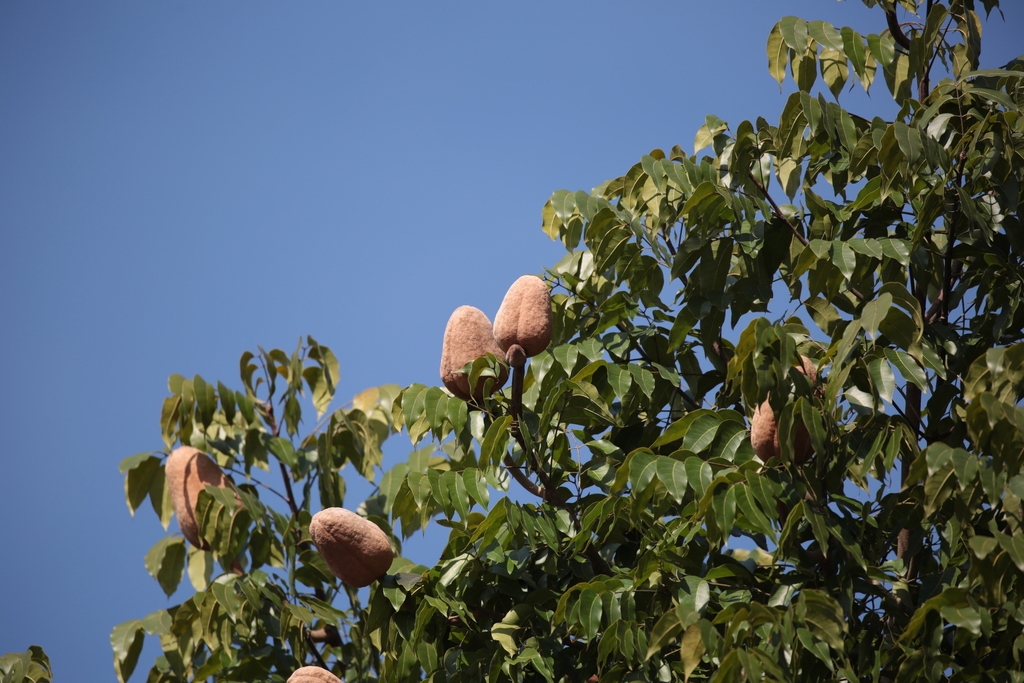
[[568, 380, 617, 425], [996, 533, 1024, 572], [148, 466, 173, 531], [924, 462, 956, 517], [883, 348, 928, 391], [685, 457, 713, 499], [820, 48, 849, 98], [119, 451, 156, 474], [830, 242, 857, 280], [652, 410, 718, 449], [646, 608, 682, 659], [841, 27, 871, 90], [187, 546, 213, 592], [735, 485, 777, 540], [607, 364, 632, 399], [579, 589, 603, 639], [860, 293, 893, 341], [849, 238, 883, 261], [110, 620, 144, 683], [463, 468, 489, 511], [139, 610, 172, 637], [628, 450, 658, 493], [868, 357, 895, 405], [145, 536, 186, 597], [656, 456, 689, 503], [778, 16, 808, 52], [969, 535, 999, 559], [491, 614, 521, 656], [680, 623, 705, 682], [123, 455, 161, 515], [682, 414, 721, 454], [628, 364, 656, 399], [767, 23, 789, 87], [442, 470, 470, 522], [800, 590, 847, 651], [269, 437, 297, 468], [193, 374, 216, 429], [480, 416, 512, 468]]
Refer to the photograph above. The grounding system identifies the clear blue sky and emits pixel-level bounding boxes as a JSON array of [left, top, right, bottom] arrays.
[[1, 1, 1020, 680]]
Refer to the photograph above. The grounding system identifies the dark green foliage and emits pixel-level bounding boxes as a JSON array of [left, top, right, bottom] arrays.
[[105, 1, 1024, 681], [0, 647, 52, 683]]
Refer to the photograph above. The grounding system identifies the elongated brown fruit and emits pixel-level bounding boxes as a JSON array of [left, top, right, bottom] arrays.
[[750, 401, 813, 463], [309, 507, 393, 588], [751, 356, 817, 463], [440, 305, 508, 400], [287, 666, 343, 683], [165, 446, 235, 549], [493, 275, 552, 358]]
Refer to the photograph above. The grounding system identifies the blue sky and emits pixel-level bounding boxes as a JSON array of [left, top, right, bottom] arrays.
[[1, 1, 1020, 681]]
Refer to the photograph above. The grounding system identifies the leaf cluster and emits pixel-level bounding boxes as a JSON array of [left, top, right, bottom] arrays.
[[80, 1, 1024, 682]]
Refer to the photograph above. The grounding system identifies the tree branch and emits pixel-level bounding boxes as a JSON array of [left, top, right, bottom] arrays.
[[885, 9, 912, 50], [506, 353, 561, 494], [918, 0, 935, 102], [503, 455, 562, 507], [261, 400, 301, 528], [308, 626, 342, 647], [500, 363, 614, 578], [500, 455, 611, 575], [897, 266, 928, 587]]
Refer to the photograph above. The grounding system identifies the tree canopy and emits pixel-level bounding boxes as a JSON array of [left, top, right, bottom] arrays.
[[5, 1, 1021, 682]]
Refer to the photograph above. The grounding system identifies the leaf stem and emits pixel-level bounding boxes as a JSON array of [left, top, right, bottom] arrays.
[[748, 171, 807, 248]]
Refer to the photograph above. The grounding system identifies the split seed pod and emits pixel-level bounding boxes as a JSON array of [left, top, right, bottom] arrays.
[[750, 356, 818, 463], [440, 305, 508, 401], [493, 275, 553, 360], [309, 507, 394, 588], [287, 666, 343, 683], [165, 446, 236, 549]]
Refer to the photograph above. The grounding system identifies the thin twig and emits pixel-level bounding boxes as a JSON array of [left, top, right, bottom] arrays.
[[304, 634, 330, 670], [500, 455, 610, 575], [749, 171, 868, 301], [221, 466, 291, 505], [748, 171, 807, 248], [503, 455, 565, 509], [502, 400, 612, 577], [308, 626, 342, 647], [890, 384, 923, 441], [264, 403, 300, 518]]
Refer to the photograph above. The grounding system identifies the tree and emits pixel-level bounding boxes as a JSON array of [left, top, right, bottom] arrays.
[[99, 1, 1023, 681]]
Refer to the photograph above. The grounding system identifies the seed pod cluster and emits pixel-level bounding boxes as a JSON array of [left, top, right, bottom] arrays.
[[494, 275, 553, 360], [439, 305, 509, 400], [287, 666, 343, 683], [750, 356, 818, 463], [439, 276, 553, 400], [165, 446, 236, 550], [309, 507, 394, 588]]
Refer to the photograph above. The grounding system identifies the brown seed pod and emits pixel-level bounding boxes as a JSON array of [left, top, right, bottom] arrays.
[[309, 507, 394, 588], [165, 446, 235, 549], [750, 401, 813, 463], [493, 275, 552, 358], [439, 305, 508, 401], [798, 355, 818, 385], [750, 356, 817, 463], [287, 666, 343, 683]]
